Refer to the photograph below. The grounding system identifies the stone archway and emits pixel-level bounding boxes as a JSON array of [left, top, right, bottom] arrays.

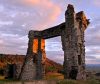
[[19, 4, 89, 80]]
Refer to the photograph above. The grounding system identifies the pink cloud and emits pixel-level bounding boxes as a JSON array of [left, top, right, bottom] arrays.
[[22, 0, 39, 5], [49, 6, 61, 21], [21, 0, 61, 30]]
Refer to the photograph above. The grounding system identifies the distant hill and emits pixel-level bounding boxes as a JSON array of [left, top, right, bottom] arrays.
[[86, 64, 100, 72], [0, 54, 25, 68], [0, 54, 63, 73]]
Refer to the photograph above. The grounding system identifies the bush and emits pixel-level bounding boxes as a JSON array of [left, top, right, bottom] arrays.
[[46, 66, 57, 72]]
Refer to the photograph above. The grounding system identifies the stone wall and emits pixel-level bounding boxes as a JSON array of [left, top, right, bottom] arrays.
[[14, 63, 23, 79], [19, 55, 37, 80]]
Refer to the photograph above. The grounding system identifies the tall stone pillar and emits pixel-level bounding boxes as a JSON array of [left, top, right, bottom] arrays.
[[32, 38, 46, 79], [19, 31, 37, 80], [19, 30, 46, 80], [36, 37, 43, 79], [61, 4, 77, 79]]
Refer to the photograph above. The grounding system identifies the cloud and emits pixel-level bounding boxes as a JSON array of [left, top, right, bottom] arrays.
[[0, 0, 61, 55], [0, 31, 28, 54], [23, 0, 40, 5], [93, 0, 100, 7], [85, 16, 100, 64], [46, 36, 62, 51], [0, 0, 61, 30], [86, 59, 100, 64], [46, 51, 64, 64]]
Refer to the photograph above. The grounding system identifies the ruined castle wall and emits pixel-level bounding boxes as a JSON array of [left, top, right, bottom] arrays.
[[19, 35, 37, 80], [20, 33, 46, 80], [14, 63, 23, 79], [19, 4, 89, 80], [61, 4, 89, 79]]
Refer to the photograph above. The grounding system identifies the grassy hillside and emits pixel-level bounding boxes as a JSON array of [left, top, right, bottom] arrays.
[[0, 54, 25, 69], [0, 54, 63, 75]]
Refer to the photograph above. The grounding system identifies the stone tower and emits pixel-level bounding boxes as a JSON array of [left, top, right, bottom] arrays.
[[62, 4, 89, 79], [19, 4, 89, 80]]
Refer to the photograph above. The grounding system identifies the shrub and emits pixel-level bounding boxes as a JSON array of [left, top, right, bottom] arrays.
[[46, 66, 57, 72]]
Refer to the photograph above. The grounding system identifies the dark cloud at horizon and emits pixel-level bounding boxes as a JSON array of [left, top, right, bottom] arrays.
[[0, 0, 100, 64]]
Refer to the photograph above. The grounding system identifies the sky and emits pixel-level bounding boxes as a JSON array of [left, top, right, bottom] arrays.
[[0, 0, 100, 64]]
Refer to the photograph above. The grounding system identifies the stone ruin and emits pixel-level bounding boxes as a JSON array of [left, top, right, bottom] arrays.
[[19, 4, 90, 80]]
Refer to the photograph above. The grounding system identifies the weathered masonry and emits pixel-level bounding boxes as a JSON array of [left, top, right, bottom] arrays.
[[19, 4, 90, 80]]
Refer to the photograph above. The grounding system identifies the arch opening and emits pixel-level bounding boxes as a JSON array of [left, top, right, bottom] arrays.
[[45, 36, 64, 79]]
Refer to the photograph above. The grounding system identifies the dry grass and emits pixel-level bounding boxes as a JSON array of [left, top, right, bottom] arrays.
[[45, 72, 64, 80], [0, 73, 100, 84], [0, 76, 5, 80], [0, 79, 100, 84], [57, 79, 100, 84]]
